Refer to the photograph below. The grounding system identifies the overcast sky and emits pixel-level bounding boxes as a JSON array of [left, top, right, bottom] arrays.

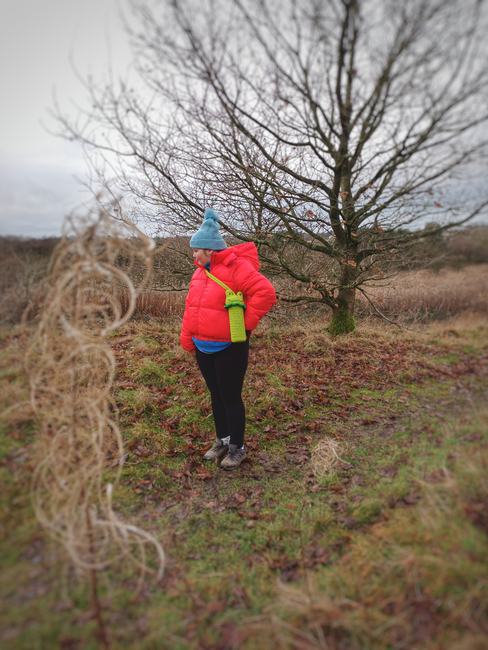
[[0, 0, 133, 237], [1, 1, 487, 239]]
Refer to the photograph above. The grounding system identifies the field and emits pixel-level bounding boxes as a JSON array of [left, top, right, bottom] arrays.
[[1, 264, 488, 649]]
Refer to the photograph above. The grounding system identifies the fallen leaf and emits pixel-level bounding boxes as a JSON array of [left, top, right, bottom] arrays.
[[380, 465, 398, 478], [195, 466, 213, 480], [403, 492, 420, 505], [280, 570, 304, 582], [309, 485, 327, 493], [207, 600, 226, 614], [331, 500, 349, 512], [336, 516, 359, 529], [135, 479, 154, 491], [231, 584, 251, 608], [216, 622, 248, 648], [351, 474, 365, 486], [163, 448, 179, 457]]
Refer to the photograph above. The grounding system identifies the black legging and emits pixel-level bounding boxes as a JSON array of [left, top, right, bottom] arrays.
[[195, 340, 249, 448]]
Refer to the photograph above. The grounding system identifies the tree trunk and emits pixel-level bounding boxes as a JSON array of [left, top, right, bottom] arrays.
[[327, 266, 356, 336]]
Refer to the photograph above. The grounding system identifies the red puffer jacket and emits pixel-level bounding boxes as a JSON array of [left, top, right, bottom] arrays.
[[180, 243, 276, 353]]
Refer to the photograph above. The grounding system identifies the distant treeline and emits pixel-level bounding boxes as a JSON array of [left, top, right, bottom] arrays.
[[1, 226, 488, 325], [1, 226, 488, 271], [0, 235, 60, 261]]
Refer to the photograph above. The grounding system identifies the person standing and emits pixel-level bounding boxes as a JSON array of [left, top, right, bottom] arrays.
[[180, 209, 276, 470]]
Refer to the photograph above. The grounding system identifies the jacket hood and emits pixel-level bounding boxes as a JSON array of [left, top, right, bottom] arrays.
[[210, 242, 260, 271]]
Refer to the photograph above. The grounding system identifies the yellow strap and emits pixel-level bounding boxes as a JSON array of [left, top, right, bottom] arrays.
[[204, 269, 232, 292]]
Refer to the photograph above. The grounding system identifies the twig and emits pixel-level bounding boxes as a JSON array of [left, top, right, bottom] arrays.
[[356, 286, 423, 334]]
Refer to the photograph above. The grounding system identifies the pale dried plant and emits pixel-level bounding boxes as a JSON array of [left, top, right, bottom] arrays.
[[131, 334, 161, 354], [24, 208, 165, 648], [118, 289, 187, 320], [271, 431, 488, 649], [132, 385, 154, 416], [262, 585, 359, 650], [302, 331, 332, 356], [310, 437, 348, 481], [0, 328, 32, 430], [358, 265, 488, 322], [428, 312, 488, 340], [131, 421, 170, 451], [0, 374, 32, 431]]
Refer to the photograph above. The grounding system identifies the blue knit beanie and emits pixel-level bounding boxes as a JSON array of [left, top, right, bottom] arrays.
[[189, 209, 227, 250]]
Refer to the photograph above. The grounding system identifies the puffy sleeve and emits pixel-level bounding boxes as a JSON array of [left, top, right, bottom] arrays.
[[238, 261, 277, 331], [180, 277, 197, 353]]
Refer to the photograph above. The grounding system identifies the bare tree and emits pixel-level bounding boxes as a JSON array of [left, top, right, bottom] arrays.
[[56, 0, 488, 333]]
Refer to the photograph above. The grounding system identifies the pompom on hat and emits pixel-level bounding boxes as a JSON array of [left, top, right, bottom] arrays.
[[190, 209, 227, 250]]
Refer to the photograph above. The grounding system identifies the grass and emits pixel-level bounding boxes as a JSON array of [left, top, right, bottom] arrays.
[[357, 264, 488, 323], [0, 314, 487, 649], [117, 291, 187, 321], [123, 264, 488, 324]]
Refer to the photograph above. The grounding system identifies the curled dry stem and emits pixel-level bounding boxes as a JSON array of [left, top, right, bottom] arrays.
[[24, 208, 165, 639], [310, 437, 348, 481]]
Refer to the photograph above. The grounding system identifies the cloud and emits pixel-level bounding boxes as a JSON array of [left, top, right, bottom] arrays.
[[0, 0, 134, 238], [0, 148, 92, 237]]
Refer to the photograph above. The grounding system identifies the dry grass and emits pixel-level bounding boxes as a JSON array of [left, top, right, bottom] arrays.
[[264, 409, 488, 650], [302, 330, 333, 355], [0, 335, 32, 434], [2, 234, 488, 326], [22, 210, 166, 645], [0, 237, 57, 325], [118, 289, 186, 320], [1, 300, 487, 648], [310, 438, 348, 481], [358, 264, 488, 322], [132, 385, 154, 416], [426, 311, 488, 338]]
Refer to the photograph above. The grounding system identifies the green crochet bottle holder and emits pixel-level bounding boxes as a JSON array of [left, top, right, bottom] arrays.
[[205, 271, 247, 343]]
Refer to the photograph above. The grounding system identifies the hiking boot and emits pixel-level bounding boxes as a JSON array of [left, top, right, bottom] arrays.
[[203, 438, 229, 461], [220, 444, 246, 471]]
